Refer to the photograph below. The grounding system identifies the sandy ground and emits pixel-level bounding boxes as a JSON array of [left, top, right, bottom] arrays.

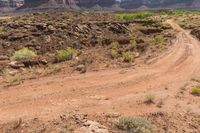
[[0, 20, 200, 125]]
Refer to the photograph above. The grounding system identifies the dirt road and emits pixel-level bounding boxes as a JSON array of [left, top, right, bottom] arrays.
[[0, 20, 200, 124]]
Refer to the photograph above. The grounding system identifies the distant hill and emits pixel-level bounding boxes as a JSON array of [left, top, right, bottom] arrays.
[[3, 0, 200, 10]]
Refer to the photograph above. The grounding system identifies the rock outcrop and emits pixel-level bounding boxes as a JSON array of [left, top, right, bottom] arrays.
[[14, 0, 200, 9], [23, 0, 117, 8], [0, 0, 24, 8]]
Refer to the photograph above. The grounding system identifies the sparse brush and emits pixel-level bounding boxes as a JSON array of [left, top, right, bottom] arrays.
[[122, 52, 134, 62], [191, 88, 200, 96], [110, 41, 120, 59], [110, 41, 119, 50], [56, 47, 75, 62], [116, 116, 153, 133], [130, 40, 137, 51], [43, 65, 61, 76], [111, 49, 118, 59], [114, 12, 155, 21], [145, 94, 155, 104], [154, 34, 164, 44], [8, 75, 21, 86], [11, 48, 37, 61]]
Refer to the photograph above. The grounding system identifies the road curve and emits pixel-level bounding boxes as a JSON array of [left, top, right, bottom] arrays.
[[0, 20, 200, 124]]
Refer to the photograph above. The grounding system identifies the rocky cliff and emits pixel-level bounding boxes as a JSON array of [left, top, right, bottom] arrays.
[[23, 0, 117, 8], [0, 0, 24, 8], [21, 0, 200, 9], [120, 0, 198, 9]]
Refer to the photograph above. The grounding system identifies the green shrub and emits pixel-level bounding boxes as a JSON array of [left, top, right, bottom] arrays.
[[111, 49, 118, 59], [56, 47, 75, 62], [154, 34, 164, 43], [110, 41, 119, 50], [122, 52, 134, 62], [12, 48, 37, 61], [191, 88, 200, 96], [116, 116, 153, 133], [130, 40, 137, 51]]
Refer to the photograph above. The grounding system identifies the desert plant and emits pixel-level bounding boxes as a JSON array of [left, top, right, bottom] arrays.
[[12, 48, 37, 61], [122, 52, 134, 62], [110, 41, 120, 59], [130, 40, 137, 51], [110, 41, 119, 50], [116, 116, 153, 133], [154, 34, 164, 44], [43, 65, 61, 76], [111, 49, 118, 59], [8, 75, 21, 86], [145, 94, 155, 104], [191, 88, 200, 96], [56, 47, 75, 62]]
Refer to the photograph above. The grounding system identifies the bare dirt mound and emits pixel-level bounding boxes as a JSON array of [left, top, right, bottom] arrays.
[[0, 20, 200, 132]]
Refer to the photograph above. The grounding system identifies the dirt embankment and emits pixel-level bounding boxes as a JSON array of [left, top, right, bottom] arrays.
[[0, 20, 199, 132], [0, 12, 175, 82]]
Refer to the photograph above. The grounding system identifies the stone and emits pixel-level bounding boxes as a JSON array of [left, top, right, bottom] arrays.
[[0, 55, 9, 61], [75, 120, 109, 133], [9, 61, 25, 69], [76, 64, 87, 73]]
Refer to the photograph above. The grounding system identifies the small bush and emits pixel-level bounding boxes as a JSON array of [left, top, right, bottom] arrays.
[[8, 75, 21, 86], [12, 48, 37, 61], [122, 52, 134, 62], [111, 49, 118, 59], [145, 94, 155, 104], [191, 88, 200, 96], [110, 41, 119, 50], [130, 40, 137, 51], [116, 116, 153, 133], [56, 47, 75, 62], [154, 34, 164, 43]]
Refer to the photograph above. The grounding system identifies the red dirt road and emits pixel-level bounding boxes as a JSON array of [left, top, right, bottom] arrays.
[[0, 20, 200, 124]]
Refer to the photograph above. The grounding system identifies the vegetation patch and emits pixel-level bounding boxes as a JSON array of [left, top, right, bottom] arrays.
[[191, 88, 200, 96], [114, 12, 155, 21], [122, 52, 134, 62], [56, 47, 75, 62], [110, 41, 119, 59], [12, 48, 37, 61], [116, 116, 153, 133], [155, 34, 164, 44]]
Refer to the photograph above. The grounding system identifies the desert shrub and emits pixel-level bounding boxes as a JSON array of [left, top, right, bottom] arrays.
[[154, 34, 164, 43], [9, 74, 21, 86], [122, 52, 134, 62], [191, 88, 200, 96], [130, 40, 137, 51], [110, 41, 119, 50], [110, 41, 119, 59], [111, 49, 118, 59], [12, 48, 37, 61], [56, 47, 75, 62], [116, 116, 153, 133], [145, 94, 155, 104]]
